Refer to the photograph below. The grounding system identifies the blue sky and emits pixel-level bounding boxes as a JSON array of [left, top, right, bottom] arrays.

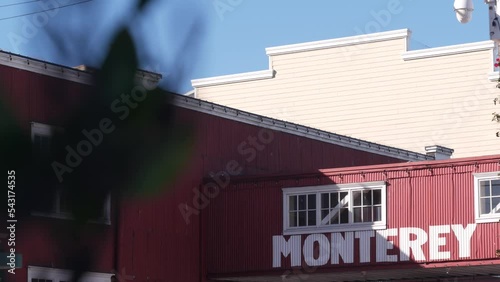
[[0, 0, 491, 93]]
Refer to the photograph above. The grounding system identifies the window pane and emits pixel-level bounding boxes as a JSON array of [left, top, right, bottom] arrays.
[[308, 211, 316, 226], [321, 209, 330, 225], [339, 192, 348, 207], [373, 189, 381, 205], [353, 207, 362, 222], [329, 208, 339, 224], [492, 180, 500, 196], [308, 194, 316, 210], [492, 197, 500, 214], [363, 190, 372, 205], [374, 206, 382, 221], [298, 211, 307, 226], [340, 208, 349, 223], [34, 135, 41, 146], [481, 198, 491, 215], [480, 181, 491, 197], [362, 207, 372, 222], [321, 193, 329, 209], [330, 192, 338, 207], [298, 195, 306, 210], [289, 196, 297, 211], [59, 190, 71, 214], [289, 212, 297, 227], [353, 191, 361, 206]]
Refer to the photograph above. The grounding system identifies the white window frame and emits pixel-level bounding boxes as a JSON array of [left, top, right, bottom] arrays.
[[282, 181, 387, 235], [28, 266, 113, 282], [473, 171, 500, 223], [31, 122, 56, 141], [30, 122, 111, 225]]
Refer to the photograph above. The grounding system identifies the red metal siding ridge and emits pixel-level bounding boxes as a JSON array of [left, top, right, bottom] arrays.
[[206, 156, 500, 277]]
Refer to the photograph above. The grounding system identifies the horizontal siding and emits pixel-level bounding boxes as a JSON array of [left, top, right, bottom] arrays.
[[196, 36, 497, 158]]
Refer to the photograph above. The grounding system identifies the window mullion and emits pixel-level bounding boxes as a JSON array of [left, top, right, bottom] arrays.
[[316, 192, 320, 228], [348, 189, 353, 224]]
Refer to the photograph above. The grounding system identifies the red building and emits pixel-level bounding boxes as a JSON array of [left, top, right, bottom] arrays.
[[0, 52, 429, 281], [206, 155, 500, 281]]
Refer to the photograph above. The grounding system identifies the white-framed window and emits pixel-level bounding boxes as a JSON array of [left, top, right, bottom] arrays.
[[474, 171, 500, 223], [282, 181, 387, 235], [31, 122, 57, 153], [30, 122, 111, 225], [28, 266, 113, 282]]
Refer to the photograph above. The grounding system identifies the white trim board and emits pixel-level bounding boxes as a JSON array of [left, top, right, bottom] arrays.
[[191, 69, 274, 88], [170, 94, 432, 162], [190, 29, 495, 89], [265, 29, 410, 56], [402, 41, 495, 61]]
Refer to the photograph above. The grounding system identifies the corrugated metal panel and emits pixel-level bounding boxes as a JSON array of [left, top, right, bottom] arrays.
[[206, 157, 500, 277]]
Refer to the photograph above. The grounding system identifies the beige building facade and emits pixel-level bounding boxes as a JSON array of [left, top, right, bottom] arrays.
[[191, 29, 500, 158]]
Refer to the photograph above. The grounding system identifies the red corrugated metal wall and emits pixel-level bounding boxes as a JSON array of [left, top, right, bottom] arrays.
[[0, 62, 409, 282], [0, 66, 113, 282], [206, 158, 500, 278], [117, 106, 407, 282]]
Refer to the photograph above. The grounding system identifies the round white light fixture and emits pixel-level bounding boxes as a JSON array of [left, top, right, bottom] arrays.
[[454, 0, 474, 23]]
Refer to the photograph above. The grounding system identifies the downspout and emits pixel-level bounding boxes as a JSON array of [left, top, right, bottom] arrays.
[[113, 192, 121, 276]]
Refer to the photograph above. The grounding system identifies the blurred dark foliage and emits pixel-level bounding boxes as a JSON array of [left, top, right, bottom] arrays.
[[0, 0, 198, 280]]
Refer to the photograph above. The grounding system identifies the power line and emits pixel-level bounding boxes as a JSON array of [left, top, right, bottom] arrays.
[[0, 0, 41, 8], [0, 0, 93, 21]]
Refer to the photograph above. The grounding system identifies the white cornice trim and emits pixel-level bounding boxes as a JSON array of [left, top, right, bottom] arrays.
[[191, 69, 274, 88], [402, 41, 495, 61], [265, 29, 410, 56]]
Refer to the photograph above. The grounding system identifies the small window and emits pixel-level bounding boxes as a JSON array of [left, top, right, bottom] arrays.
[[282, 181, 386, 235], [31, 122, 58, 154], [474, 172, 500, 223], [30, 122, 111, 224], [28, 266, 112, 282]]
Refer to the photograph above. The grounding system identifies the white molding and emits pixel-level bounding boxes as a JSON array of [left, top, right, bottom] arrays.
[[28, 266, 113, 282], [282, 181, 387, 193], [191, 69, 274, 88], [265, 29, 410, 56], [488, 71, 499, 82], [184, 89, 195, 97], [402, 41, 495, 61]]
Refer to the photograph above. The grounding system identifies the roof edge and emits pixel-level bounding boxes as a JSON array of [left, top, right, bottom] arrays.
[[191, 69, 274, 88], [0, 51, 162, 85], [171, 94, 432, 162], [0, 51, 95, 85], [265, 29, 410, 56], [402, 40, 494, 61]]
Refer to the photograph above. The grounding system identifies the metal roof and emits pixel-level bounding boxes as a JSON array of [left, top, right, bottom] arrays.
[[0, 50, 432, 162], [171, 94, 433, 162]]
